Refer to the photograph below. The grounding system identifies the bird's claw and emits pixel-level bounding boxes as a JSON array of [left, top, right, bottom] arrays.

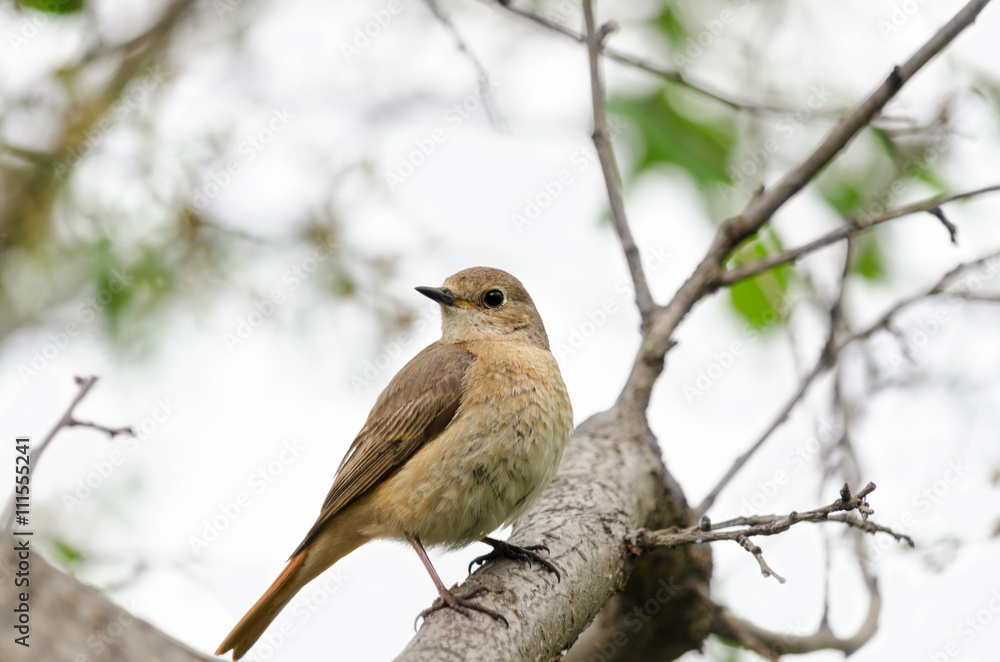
[[469, 539, 561, 581], [415, 586, 508, 629]]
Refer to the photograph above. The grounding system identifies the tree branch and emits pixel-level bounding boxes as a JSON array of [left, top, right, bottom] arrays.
[[695, 248, 1000, 518], [632, 483, 913, 584], [490, 0, 847, 117], [721, 183, 1000, 285], [2, 376, 133, 532], [582, 0, 656, 325], [619, 0, 993, 413]]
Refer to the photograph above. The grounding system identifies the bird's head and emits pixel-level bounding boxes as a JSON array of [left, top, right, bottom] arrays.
[[416, 267, 550, 349]]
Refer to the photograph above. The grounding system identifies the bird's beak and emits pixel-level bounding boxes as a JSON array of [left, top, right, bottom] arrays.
[[415, 286, 458, 306]]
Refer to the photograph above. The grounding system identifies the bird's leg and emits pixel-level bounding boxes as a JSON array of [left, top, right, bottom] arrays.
[[406, 536, 508, 627], [468, 536, 561, 580]]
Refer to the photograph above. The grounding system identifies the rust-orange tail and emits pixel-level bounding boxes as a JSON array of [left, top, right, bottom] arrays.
[[215, 550, 308, 660]]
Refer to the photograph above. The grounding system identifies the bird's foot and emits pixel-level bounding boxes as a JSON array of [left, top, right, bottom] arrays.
[[416, 586, 508, 628], [469, 537, 561, 581]]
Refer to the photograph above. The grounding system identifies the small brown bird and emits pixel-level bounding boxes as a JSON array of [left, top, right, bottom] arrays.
[[216, 266, 573, 659]]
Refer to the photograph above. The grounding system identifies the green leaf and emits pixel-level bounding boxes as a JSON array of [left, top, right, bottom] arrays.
[[852, 235, 885, 282], [51, 538, 85, 565], [819, 177, 864, 218], [609, 87, 735, 192], [654, 6, 689, 46], [727, 231, 794, 330], [22, 0, 84, 15]]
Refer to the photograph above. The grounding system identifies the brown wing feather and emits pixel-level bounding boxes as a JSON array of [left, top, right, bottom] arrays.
[[292, 341, 474, 556]]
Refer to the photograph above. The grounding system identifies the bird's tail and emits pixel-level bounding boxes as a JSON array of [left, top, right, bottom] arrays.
[[215, 548, 310, 660], [216, 494, 380, 659]]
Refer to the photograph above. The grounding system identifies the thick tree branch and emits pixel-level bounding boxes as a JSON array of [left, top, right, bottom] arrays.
[[0, 538, 213, 662], [394, 409, 704, 662], [710, 585, 881, 657], [582, 0, 656, 325]]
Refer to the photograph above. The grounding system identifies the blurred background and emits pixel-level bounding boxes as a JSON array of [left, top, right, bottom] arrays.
[[1, 0, 999, 660]]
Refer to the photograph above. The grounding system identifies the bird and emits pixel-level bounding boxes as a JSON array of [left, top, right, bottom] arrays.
[[216, 266, 574, 660]]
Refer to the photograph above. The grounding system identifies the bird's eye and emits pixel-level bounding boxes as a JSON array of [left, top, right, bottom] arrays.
[[483, 289, 505, 308]]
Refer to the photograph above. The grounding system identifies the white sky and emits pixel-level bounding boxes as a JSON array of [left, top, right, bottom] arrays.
[[2, 0, 1000, 660]]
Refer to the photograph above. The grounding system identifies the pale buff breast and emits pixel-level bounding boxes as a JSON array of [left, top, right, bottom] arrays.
[[370, 341, 573, 547]]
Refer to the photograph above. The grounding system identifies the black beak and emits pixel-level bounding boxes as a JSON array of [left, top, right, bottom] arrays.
[[415, 286, 457, 306]]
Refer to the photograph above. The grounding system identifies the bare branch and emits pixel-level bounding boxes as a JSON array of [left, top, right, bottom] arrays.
[[620, 0, 993, 413], [693, 355, 829, 519], [929, 206, 959, 244], [1, 376, 133, 531], [632, 483, 913, 584], [697, 248, 1000, 518], [491, 0, 846, 117], [843, 249, 1000, 346], [710, 588, 881, 657], [422, 0, 505, 132], [582, 0, 656, 324], [721, 183, 1000, 285]]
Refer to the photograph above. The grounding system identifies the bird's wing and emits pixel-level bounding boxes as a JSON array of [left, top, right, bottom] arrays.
[[292, 341, 475, 556]]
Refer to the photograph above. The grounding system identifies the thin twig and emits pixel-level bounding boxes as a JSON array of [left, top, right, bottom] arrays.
[[633, 483, 912, 584], [423, 0, 505, 132], [721, 184, 1000, 285], [491, 0, 846, 117], [582, 0, 656, 324], [621, 0, 993, 413], [695, 248, 1000, 518], [1, 376, 134, 531], [693, 355, 829, 519]]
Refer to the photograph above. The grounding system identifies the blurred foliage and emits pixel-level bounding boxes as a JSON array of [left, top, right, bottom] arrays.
[[851, 234, 885, 282], [50, 538, 85, 566], [20, 0, 84, 14], [605, 1, 975, 330], [609, 88, 735, 193], [727, 230, 794, 331]]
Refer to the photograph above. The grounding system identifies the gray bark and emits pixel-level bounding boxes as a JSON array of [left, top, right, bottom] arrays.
[[394, 408, 713, 662], [0, 534, 212, 662]]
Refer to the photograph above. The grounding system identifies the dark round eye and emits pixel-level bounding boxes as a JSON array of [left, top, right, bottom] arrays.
[[483, 289, 505, 308]]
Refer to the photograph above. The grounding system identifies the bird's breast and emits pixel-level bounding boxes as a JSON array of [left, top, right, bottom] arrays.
[[373, 341, 573, 547]]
